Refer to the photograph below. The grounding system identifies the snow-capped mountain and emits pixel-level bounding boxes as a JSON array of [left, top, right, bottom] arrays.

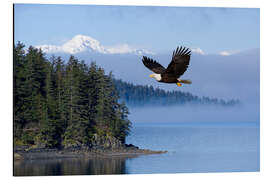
[[35, 34, 154, 55]]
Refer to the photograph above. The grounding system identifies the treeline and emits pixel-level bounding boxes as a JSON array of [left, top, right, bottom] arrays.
[[114, 79, 240, 107], [14, 42, 131, 148]]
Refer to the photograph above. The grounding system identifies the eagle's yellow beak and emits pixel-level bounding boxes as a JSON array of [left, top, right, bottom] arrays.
[[149, 74, 154, 78]]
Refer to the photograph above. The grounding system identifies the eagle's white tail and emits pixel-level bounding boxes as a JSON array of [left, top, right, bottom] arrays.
[[179, 79, 192, 84]]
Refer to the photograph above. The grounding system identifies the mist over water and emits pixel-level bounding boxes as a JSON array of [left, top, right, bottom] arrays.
[[125, 102, 259, 173], [128, 103, 259, 125], [123, 98, 260, 173]]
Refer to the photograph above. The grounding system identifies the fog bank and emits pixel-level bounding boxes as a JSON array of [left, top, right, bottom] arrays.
[[128, 103, 259, 125]]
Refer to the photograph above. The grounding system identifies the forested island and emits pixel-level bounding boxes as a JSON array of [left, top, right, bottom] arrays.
[[14, 42, 238, 159], [14, 42, 133, 151]]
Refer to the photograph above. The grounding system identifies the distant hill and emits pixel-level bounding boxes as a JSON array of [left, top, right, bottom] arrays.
[[113, 79, 240, 107]]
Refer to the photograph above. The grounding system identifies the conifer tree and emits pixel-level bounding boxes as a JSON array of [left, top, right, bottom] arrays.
[[39, 60, 59, 147]]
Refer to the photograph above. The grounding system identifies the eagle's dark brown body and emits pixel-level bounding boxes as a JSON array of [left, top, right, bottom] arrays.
[[142, 46, 191, 86], [160, 74, 178, 83]]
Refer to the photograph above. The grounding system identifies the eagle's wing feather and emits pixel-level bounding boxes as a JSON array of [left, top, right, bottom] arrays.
[[165, 46, 191, 77], [142, 56, 166, 74]]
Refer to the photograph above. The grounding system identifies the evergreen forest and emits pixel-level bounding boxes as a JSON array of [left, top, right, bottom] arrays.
[[114, 79, 239, 107], [14, 42, 131, 148]]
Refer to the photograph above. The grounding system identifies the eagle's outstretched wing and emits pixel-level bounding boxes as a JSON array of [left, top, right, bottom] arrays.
[[142, 56, 166, 74], [165, 46, 191, 77]]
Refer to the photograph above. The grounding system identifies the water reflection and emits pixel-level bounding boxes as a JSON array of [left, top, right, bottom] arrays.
[[14, 156, 129, 176]]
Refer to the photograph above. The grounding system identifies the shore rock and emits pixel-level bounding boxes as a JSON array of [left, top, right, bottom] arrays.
[[14, 153, 23, 160], [92, 134, 123, 149]]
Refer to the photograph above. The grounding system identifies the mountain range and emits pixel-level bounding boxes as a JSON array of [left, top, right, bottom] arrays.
[[36, 34, 154, 55]]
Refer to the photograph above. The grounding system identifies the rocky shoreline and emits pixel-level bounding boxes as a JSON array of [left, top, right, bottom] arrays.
[[14, 134, 167, 160], [14, 144, 167, 161]]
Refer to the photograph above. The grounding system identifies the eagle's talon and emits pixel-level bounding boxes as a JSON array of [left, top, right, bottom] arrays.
[[177, 82, 182, 87]]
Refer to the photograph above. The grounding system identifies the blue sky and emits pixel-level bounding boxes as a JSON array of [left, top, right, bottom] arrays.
[[14, 4, 259, 54]]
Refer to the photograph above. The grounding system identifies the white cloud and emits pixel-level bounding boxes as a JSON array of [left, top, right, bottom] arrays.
[[35, 34, 153, 55], [106, 44, 137, 54], [219, 51, 232, 56], [218, 49, 242, 56], [191, 48, 205, 55], [190, 48, 244, 56]]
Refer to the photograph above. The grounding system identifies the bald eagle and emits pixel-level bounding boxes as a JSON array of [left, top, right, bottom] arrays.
[[142, 46, 192, 87]]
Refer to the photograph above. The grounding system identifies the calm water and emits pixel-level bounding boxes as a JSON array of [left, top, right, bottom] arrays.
[[14, 123, 259, 176], [125, 123, 260, 174]]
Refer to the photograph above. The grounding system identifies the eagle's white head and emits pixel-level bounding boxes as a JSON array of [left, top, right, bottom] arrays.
[[149, 73, 161, 81]]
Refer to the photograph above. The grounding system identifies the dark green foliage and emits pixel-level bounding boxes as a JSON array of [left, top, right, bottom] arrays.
[[14, 42, 26, 139], [113, 79, 240, 107], [113, 102, 131, 144], [14, 42, 131, 148]]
